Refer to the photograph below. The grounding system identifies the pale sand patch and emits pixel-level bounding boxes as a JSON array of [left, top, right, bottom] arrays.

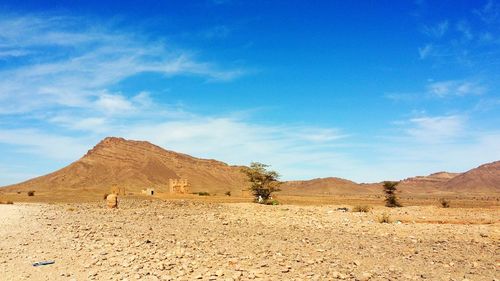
[[0, 204, 38, 235]]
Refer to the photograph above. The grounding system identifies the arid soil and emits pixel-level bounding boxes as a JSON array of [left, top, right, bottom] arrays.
[[0, 199, 498, 281]]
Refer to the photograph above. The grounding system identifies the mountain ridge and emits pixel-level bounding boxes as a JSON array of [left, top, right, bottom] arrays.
[[2, 137, 499, 196]]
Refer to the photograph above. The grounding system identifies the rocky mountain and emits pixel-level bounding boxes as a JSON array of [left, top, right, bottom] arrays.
[[280, 177, 380, 195], [399, 171, 461, 193], [2, 137, 248, 195], [444, 161, 500, 193]]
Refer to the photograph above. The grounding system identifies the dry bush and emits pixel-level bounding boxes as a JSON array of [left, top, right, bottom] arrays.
[[352, 205, 372, 212], [197, 192, 210, 196], [103, 193, 109, 200], [0, 201, 14, 204], [439, 198, 450, 208], [265, 199, 279, 205], [378, 213, 392, 223], [225, 191, 231, 196], [27, 191, 35, 196]]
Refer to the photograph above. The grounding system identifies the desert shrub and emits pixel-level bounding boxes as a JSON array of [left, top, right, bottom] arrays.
[[383, 181, 401, 207], [378, 213, 392, 223], [67, 207, 75, 211], [27, 190, 35, 196], [225, 191, 231, 196], [439, 198, 450, 208], [241, 162, 281, 204], [197, 192, 210, 196], [352, 205, 372, 212], [103, 193, 109, 200], [265, 199, 280, 205], [0, 201, 14, 204]]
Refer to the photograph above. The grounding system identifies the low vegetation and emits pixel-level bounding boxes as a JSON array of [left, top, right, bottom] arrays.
[[383, 181, 401, 207], [264, 199, 280, 205], [439, 198, 450, 208], [241, 162, 281, 204], [225, 191, 231, 196], [103, 193, 109, 200], [27, 190, 35, 196], [378, 213, 392, 223], [0, 200, 14, 204], [196, 192, 210, 196], [352, 205, 372, 212]]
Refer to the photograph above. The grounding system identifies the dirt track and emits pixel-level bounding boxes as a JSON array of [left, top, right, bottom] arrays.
[[0, 200, 498, 281]]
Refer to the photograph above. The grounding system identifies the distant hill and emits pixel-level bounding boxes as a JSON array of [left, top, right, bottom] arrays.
[[280, 162, 499, 195], [444, 161, 500, 193], [1, 137, 248, 195], [399, 171, 461, 193], [280, 177, 380, 196]]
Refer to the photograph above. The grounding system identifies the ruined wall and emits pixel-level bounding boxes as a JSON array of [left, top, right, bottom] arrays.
[[169, 179, 190, 194]]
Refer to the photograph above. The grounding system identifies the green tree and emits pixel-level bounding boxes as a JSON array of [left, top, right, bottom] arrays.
[[241, 162, 281, 203], [383, 181, 402, 207]]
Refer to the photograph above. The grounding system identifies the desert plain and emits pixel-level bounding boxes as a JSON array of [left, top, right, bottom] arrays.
[[0, 195, 499, 281], [0, 138, 499, 281]]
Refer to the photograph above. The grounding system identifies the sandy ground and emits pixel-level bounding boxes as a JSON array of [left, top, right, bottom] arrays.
[[0, 199, 498, 281]]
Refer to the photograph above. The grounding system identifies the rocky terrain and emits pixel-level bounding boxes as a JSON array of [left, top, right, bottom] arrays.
[[1, 199, 498, 281]]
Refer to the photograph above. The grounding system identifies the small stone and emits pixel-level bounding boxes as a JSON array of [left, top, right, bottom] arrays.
[[357, 272, 371, 281]]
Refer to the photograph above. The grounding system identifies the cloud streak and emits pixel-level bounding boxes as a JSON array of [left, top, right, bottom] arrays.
[[0, 14, 244, 115], [427, 80, 486, 97]]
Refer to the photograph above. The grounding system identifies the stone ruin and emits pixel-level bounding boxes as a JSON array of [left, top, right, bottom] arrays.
[[169, 179, 190, 194], [110, 185, 126, 196], [141, 188, 155, 196]]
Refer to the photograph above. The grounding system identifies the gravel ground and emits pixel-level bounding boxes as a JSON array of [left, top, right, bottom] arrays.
[[0, 199, 498, 281]]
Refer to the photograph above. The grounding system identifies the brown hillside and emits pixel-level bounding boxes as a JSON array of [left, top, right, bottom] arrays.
[[399, 171, 461, 193], [2, 137, 248, 195], [280, 177, 380, 196], [444, 161, 500, 193]]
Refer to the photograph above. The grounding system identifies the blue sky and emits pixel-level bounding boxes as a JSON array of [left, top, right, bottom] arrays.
[[0, 0, 499, 185]]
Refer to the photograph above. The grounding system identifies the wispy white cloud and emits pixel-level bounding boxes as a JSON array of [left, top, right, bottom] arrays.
[[417, 4, 500, 65], [427, 79, 486, 97], [0, 14, 245, 115], [421, 20, 449, 38], [386, 78, 487, 101], [474, 0, 500, 24], [456, 20, 473, 41], [0, 129, 91, 161], [406, 115, 465, 143], [418, 43, 433, 59], [0, 49, 31, 58]]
